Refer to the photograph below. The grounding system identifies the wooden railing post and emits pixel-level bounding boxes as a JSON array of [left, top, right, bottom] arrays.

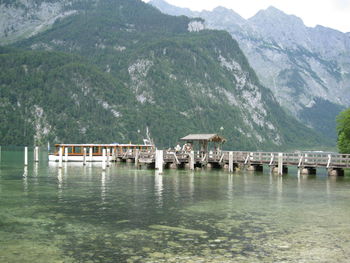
[[278, 153, 283, 175]]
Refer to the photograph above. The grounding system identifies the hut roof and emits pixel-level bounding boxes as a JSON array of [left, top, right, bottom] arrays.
[[180, 134, 226, 143]]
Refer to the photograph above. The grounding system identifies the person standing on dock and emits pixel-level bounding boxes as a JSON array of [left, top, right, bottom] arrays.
[[175, 144, 181, 153]]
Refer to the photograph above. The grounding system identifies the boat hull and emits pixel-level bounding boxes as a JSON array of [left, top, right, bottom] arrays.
[[48, 154, 112, 162]]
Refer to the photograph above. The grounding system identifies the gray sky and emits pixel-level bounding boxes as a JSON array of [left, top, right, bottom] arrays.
[[143, 0, 350, 33]]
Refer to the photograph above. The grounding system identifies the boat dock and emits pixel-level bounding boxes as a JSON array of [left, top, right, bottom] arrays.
[[138, 150, 350, 176], [48, 134, 350, 176]]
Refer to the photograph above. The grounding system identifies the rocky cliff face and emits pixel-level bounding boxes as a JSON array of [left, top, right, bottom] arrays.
[[0, 0, 79, 45], [150, 0, 350, 139]]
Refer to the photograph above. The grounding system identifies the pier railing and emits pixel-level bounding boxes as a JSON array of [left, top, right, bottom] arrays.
[[137, 150, 350, 169]]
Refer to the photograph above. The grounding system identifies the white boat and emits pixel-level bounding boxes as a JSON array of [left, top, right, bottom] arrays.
[[49, 143, 154, 162]]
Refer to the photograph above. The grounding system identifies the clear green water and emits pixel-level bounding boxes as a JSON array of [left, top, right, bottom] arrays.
[[1, 150, 350, 262]]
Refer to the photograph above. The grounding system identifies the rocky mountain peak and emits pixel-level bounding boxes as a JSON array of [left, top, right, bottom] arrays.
[[150, 0, 350, 140], [208, 6, 246, 25], [249, 6, 308, 47], [148, 0, 194, 17]]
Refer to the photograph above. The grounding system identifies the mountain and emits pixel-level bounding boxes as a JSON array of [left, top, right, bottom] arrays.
[[150, 0, 350, 140], [0, 0, 329, 150], [147, 0, 194, 17], [0, 0, 77, 45], [0, 46, 140, 145]]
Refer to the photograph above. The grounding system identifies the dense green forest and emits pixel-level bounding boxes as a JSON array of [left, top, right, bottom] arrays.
[[0, 47, 141, 145], [0, 0, 332, 150], [337, 108, 350, 154]]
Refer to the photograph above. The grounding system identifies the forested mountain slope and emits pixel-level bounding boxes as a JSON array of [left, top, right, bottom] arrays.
[[0, 0, 329, 150], [0, 47, 140, 145]]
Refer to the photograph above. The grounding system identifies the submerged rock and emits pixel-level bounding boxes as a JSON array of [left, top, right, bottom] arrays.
[[149, 225, 207, 235]]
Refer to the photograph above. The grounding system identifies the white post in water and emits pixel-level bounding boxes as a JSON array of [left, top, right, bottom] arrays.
[[59, 147, 63, 168], [155, 150, 159, 169], [135, 149, 139, 167], [155, 149, 164, 173], [89, 147, 93, 162], [34, 146, 39, 162], [64, 147, 68, 162], [278, 153, 283, 175], [229, 151, 234, 173], [106, 148, 110, 167], [111, 148, 115, 162], [189, 151, 195, 171], [24, 147, 28, 166], [102, 149, 106, 171], [83, 148, 87, 166]]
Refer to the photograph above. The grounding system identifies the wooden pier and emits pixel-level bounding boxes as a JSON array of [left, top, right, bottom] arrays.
[[137, 150, 350, 176], [49, 135, 350, 176], [49, 146, 349, 176]]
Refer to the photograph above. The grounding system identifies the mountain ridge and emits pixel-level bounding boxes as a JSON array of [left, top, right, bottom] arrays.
[[150, 0, 350, 139], [1, 0, 330, 150]]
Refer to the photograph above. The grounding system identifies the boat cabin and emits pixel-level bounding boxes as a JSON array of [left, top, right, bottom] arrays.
[[49, 143, 154, 162]]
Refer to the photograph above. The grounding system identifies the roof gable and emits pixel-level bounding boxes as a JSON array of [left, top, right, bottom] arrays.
[[180, 134, 226, 142]]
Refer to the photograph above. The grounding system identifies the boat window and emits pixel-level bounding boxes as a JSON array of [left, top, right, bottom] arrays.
[[93, 146, 99, 154], [74, 147, 82, 153]]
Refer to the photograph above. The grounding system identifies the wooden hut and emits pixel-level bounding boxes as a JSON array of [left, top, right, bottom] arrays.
[[180, 134, 226, 153]]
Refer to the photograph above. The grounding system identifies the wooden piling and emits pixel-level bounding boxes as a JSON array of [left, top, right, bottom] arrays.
[[112, 148, 116, 162], [135, 149, 139, 167], [64, 147, 68, 162], [189, 151, 195, 170], [106, 148, 110, 167], [300, 167, 316, 175], [24, 147, 28, 166], [278, 153, 283, 175], [102, 149, 106, 171], [58, 147, 63, 168], [155, 149, 164, 173], [34, 146, 39, 162], [89, 147, 93, 162], [328, 168, 344, 176], [229, 151, 234, 172], [83, 148, 87, 166]]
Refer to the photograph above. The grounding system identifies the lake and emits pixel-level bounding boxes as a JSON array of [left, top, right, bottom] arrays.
[[0, 149, 350, 262]]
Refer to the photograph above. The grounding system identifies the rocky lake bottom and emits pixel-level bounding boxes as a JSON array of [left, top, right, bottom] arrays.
[[0, 150, 350, 262]]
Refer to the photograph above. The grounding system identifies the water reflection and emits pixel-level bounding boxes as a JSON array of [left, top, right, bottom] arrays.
[[31, 163, 39, 187], [33, 163, 38, 177], [57, 168, 63, 201], [276, 175, 283, 200], [101, 171, 106, 205], [23, 166, 28, 194], [326, 177, 331, 197], [227, 174, 234, 201], [154, 171, 163, 207], [172, 173, 179, 200], [188, 172, 194, 201]]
